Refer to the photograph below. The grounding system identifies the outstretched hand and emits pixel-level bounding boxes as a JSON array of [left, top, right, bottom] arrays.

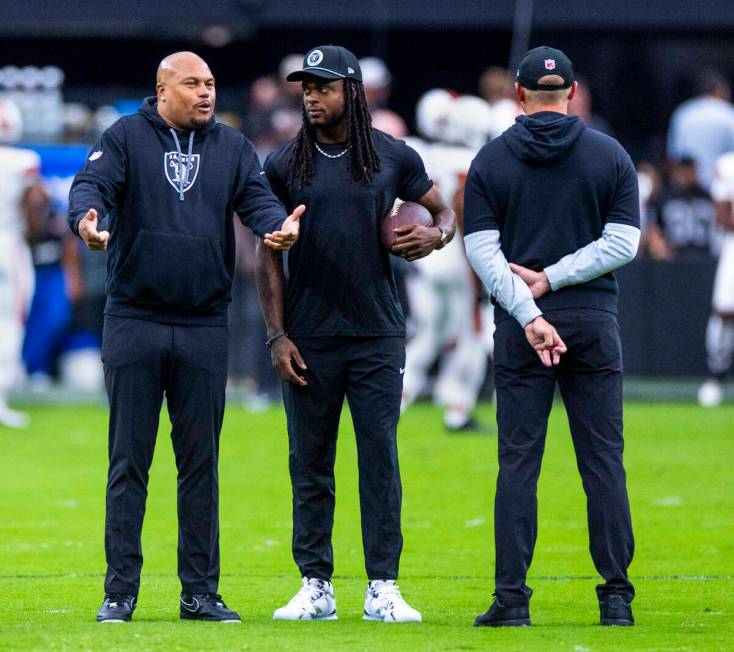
[[264, 204, 305, 251], [78, 209, 110, 251], [509, 263, 551, 299], [524, 316, 567, 367]]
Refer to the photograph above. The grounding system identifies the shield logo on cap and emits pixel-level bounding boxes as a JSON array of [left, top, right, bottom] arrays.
[[307, 50, 324, 66], [164, 151, 200, 194], [545, 59, 556, 70]]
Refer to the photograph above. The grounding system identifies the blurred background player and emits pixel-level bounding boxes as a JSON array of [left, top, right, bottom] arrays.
[[698, 150, 734, 406], [636, 161, 663, 257], [370, 108, 408, 139], [646, 156, 718, 261], [0, 99, 39, 428], [478, 66, 519, 135], [359, 57, 392, 110], [244, 53, 304, 154], [667, 70, 734, 191], [398, 90, 497, 432], [21, 183, 75, 390]]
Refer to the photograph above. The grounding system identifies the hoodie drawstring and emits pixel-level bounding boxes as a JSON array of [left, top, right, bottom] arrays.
[[170, 129, 195, 201]]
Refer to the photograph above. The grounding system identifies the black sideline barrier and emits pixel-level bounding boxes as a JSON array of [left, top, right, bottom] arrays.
[[616, 258, 717, 377]]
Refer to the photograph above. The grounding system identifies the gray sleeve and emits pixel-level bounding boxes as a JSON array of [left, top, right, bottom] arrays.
[[464, 230, 542, 328], [543, 222, 641, 291]]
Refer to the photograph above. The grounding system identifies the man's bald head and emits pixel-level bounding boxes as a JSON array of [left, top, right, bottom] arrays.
[[156, 51, 216, 131], [157, 51, 211, 85]]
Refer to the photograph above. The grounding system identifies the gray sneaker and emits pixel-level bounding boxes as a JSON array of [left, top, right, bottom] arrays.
[[273, 578, 337, 620]]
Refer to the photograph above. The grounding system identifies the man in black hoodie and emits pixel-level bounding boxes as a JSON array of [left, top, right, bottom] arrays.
[[69, 52, 303, 624], [464, 47, 640, 628]]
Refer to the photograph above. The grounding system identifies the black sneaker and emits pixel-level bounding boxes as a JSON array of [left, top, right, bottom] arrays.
[[474, 600, 530, 627], [446, 418, 495, 435], [180, 593, 241, 622], [96, 593, 137, 622], [599, 594, 634, 626]]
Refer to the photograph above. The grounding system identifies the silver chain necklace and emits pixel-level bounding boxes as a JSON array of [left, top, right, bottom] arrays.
[[315, 142, 350, 159]]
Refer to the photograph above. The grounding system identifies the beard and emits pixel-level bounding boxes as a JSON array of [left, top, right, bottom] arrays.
[[189, 114, 211, 129], [307, 110, 345, 130]]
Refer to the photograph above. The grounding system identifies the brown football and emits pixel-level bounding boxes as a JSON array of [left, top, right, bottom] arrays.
[[381, 201, 433, 251]]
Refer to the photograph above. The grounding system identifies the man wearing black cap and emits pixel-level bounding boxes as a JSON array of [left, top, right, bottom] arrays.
[[255, 44, 455, 622], [463, 46, 640, 627]]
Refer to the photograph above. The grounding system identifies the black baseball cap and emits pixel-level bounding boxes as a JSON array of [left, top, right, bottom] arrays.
[[287, 45, 363, 83], [516, 46, 574, 90]]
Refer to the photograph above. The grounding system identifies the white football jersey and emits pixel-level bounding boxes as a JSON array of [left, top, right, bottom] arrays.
[[488, 98, 520, 138], [711, 152, 734, 204], [422, 141, 475, 208], [710, 152, 734, 311], [0, 145, 40, 239], [405, 137, 475, 277]]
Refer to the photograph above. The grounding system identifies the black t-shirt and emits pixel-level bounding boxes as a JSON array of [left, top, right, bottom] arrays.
[[264, 129, 432, 337], [652, 184, 716, 256]]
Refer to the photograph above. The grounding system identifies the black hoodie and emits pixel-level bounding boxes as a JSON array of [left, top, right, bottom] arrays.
[[69, 97, 287, 325], [464, 111, 639, 320]]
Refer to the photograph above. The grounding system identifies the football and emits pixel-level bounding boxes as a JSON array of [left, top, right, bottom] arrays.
[[381, 200, 433, 251]]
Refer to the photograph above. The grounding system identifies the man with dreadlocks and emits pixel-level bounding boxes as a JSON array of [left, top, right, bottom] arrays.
[[256, 45, 454, 622]]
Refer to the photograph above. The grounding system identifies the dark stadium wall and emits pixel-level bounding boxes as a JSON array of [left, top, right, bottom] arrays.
[[617, 260, 716, 377]]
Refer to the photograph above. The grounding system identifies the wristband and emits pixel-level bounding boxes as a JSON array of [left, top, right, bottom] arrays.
[[266, 331, 287, 348]]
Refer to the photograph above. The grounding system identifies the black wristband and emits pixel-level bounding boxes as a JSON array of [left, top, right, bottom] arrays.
[[266, 331, 287, 348]]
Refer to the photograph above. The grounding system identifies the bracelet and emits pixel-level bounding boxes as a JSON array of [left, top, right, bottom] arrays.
[[434, 226, 448, 250], [266, 331, 287, 348]]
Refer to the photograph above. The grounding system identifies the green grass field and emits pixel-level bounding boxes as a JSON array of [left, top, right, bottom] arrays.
[[1, 401, 732, 650]]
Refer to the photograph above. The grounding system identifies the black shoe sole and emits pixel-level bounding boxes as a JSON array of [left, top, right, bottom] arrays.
[[601, 618, 634, 626], [97, 614, 132, 622], [474, 618, 531, 627], [180, 613, 241, 622]]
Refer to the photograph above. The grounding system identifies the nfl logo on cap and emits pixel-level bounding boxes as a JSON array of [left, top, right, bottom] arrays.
[[544, 59, 556, 70]]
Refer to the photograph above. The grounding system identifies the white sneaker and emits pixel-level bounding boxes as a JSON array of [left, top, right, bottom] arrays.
[[363, 580, 422, 622], [273, 577, 337, 620], [698, 379, 724, 407], [0, 405, 30, 429]]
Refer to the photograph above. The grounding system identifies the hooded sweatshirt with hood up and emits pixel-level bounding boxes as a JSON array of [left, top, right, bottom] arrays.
[[463, 111, 640, 324], [69, 97, 287, 326]]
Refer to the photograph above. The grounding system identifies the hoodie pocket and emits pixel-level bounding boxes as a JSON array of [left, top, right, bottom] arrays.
[[114, 230, 230, 309]]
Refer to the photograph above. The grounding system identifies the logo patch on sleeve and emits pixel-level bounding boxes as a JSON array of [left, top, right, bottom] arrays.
[[89, 150, 103, 161]]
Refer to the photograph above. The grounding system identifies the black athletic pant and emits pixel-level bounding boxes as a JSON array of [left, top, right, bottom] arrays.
[[101, 315, 228, 596], [492, 309, 635, 606], [282, 336, 405, 581]]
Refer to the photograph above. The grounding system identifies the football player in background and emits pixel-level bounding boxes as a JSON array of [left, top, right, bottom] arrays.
[[397, 90, 499, 432], [0, 99, 38, 428], [698, 151, 734, 406]]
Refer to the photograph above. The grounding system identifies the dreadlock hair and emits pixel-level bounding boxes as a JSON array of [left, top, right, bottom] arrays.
[[288, 78, 381, 189]]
